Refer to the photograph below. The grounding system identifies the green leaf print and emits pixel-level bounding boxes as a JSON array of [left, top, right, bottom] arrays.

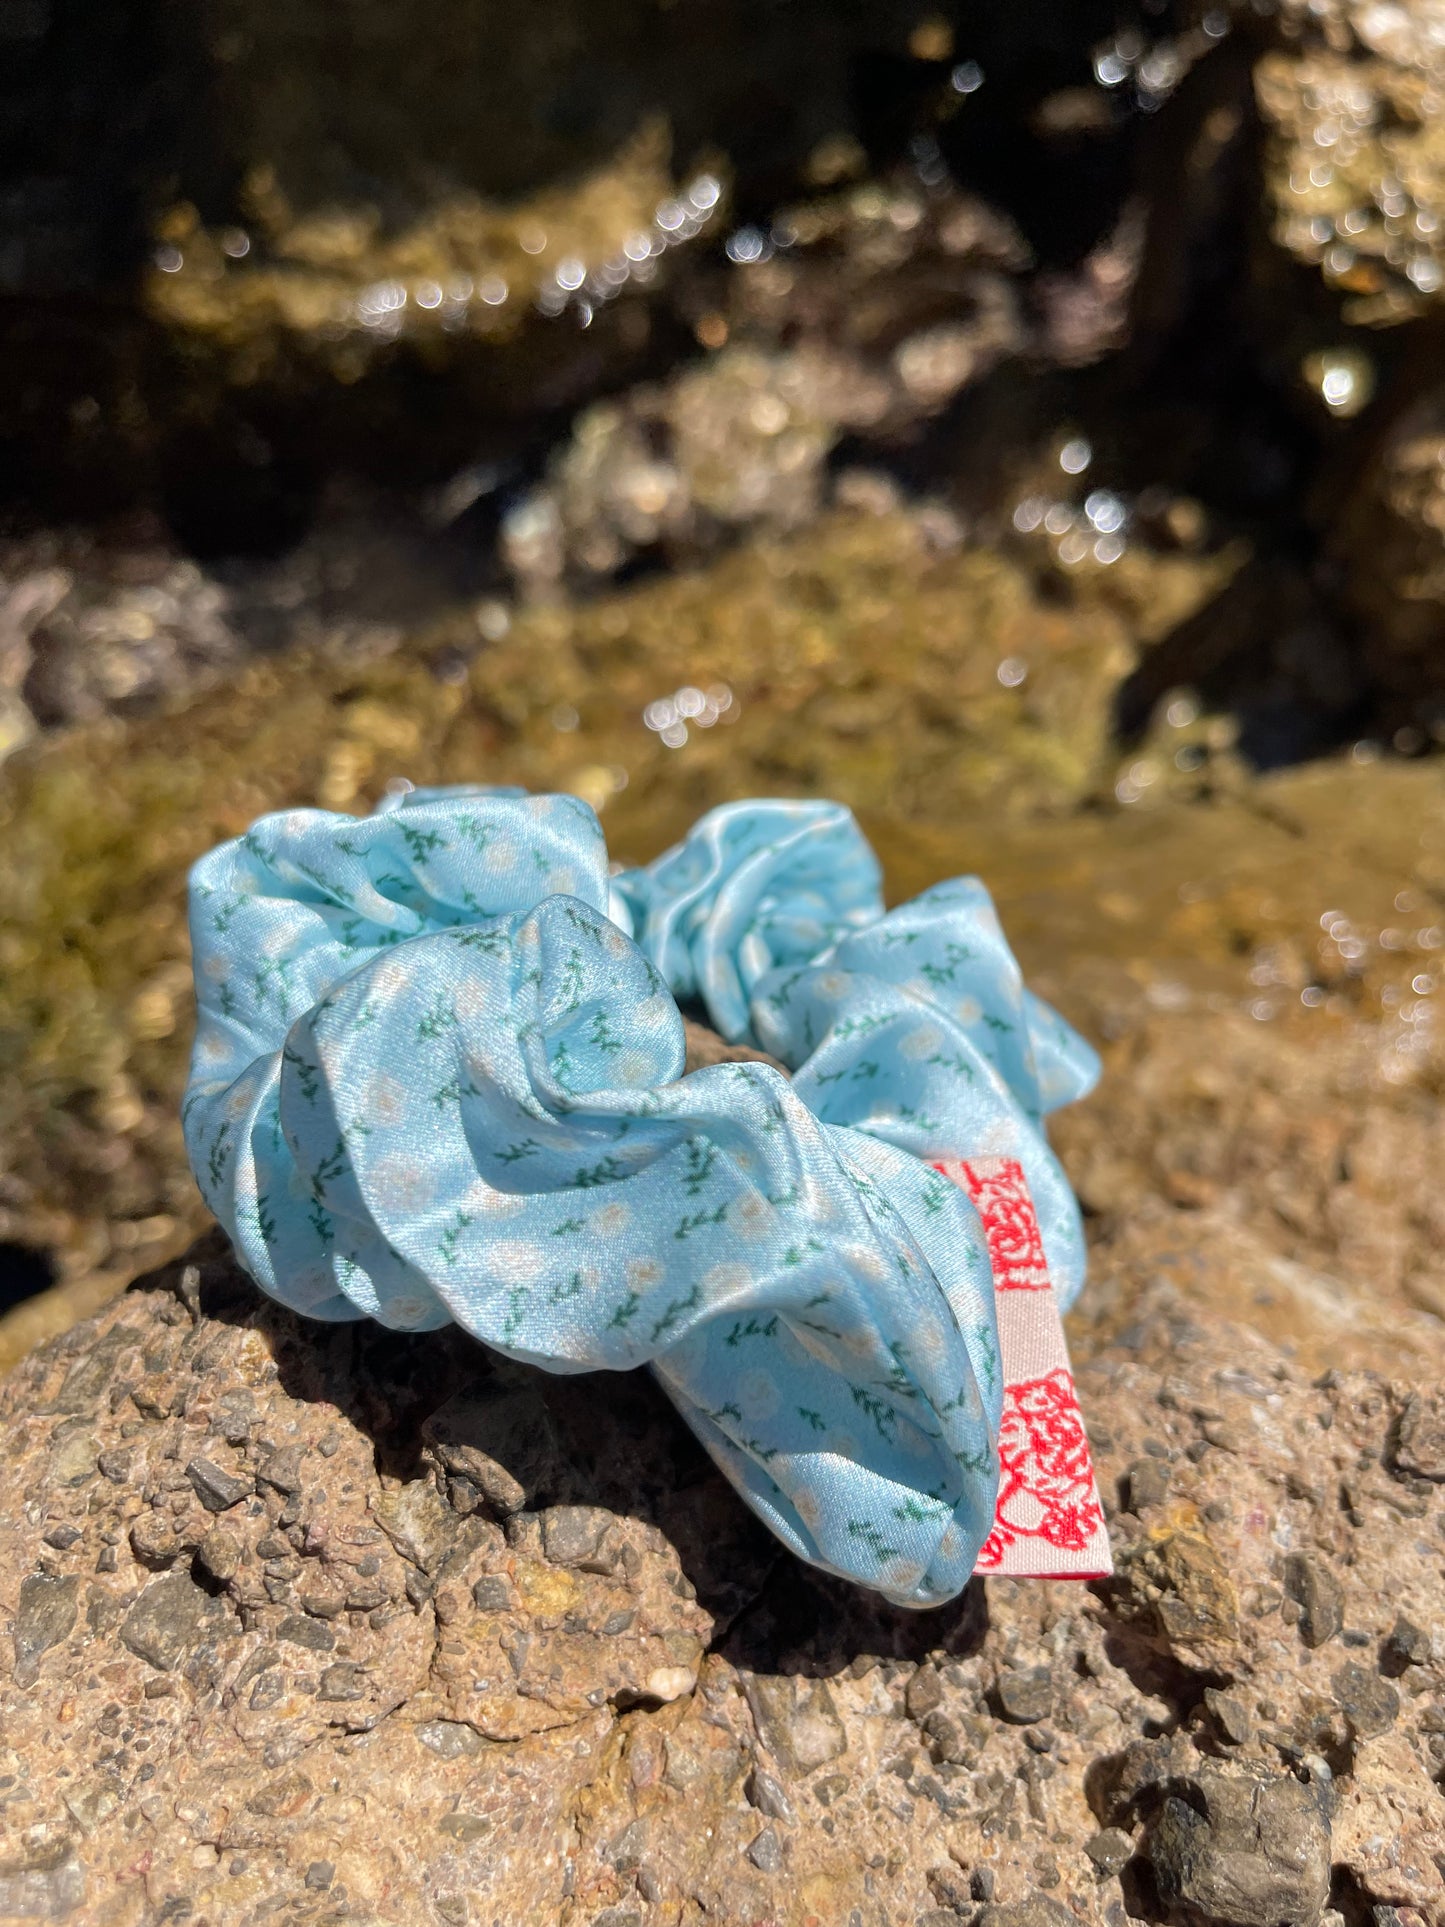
[[846, 1519, 901, 1566], [282, 1043, 321, 1105], [850, 1384, 899, 1442], [650, 1285, 700, 1342], [674, 1203, 728, 1240], [438, 1209, 475, 1267], [723, 1314, 778, 1346]]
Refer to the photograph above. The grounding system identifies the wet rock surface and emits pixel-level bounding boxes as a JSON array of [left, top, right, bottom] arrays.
[[1, 1216, 1443, 1923], [0, 500, 1231, 1333]]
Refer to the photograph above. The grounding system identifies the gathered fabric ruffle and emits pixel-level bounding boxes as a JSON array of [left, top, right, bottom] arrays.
[[184, 788, 1098, 1607]]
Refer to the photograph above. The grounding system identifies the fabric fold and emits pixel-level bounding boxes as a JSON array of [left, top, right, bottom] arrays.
[[614, 798, 885, 1043], [184, 786, 1100, 1606]]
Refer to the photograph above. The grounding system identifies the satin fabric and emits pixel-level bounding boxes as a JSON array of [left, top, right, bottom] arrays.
[[184, 788, 1098, 1606]]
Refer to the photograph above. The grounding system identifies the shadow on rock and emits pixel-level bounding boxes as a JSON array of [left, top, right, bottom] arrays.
[[154, 1227, 987, 1671]]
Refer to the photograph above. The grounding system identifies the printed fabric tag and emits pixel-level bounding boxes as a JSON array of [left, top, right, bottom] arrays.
[[933, 1156, 1112, 1581]]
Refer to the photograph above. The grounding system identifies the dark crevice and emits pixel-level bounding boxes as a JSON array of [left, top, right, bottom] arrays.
[[1096, 1619, 1229, 1732], [0, 1239, 57, 1316]]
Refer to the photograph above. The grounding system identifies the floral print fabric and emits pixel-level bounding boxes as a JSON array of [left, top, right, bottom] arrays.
[[184, 788, 1098, 1607]]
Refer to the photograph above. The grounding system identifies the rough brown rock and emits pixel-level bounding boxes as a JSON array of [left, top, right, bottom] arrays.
[[1, 1216, 1443, 1925]]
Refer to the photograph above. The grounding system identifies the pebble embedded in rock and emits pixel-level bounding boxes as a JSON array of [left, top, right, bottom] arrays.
[[1125, 1457, 1171, 1511], [317, 1661, 367, 1701], [1383, 1616, 1431, 1671], [541, 1505, 615, 1571], [118, 1569, 224, 1671], [744, 1674, 847, 1774], [210, 1390, 257, 1445], [746, 1767, 795, 1824], [195, 1524, 243, 1584], [12, 1572, 79, 1686], [1126, 1522, 1240, 1652], [923, 1710, 972, 1766], [1394, 1392, 1445, 1481], [257, 1445, 305, 1494], [1284, 1553, 1344, 1650], [185, 1456, 252, 1512], [1085, 1827, 1134, 1876], [1331, 1661, 1400, 1739], [996, 1665, 1053, 1725], [417, 1720, 484, 1760], [1144, 1765, 1331, 1927], [747, 1826, 783, 1873], [906, 1665, 944, 1721], [278, 1612, 335, 1653], [975, 1900, 1077, 1927], [129, 1511, 179, 1568], [1204, 1686, 1254, 1746], [371, 1478, 457, 1573], [421, 1385, 561, 1516], [471, 1573, 519, 1612]]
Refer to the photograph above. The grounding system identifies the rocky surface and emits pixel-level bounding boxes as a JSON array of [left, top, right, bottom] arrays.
[[1254, 0, 1445, 327], [1, 1200, 1443, 1924], [0, 500, 1234, 1330]]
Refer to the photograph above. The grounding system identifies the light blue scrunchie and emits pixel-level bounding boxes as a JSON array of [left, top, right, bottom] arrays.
[[184, 788, 1098, 1607]]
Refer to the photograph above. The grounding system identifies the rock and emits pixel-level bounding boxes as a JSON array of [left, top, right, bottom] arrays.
[[743, 1674, 847, 1776], [128, 1511, 180, 1569], [1204, 1687, 1254, 1747], [0, 1217, 1441, 1921], [541, 1505, 616, 1572], [256, 1445, 306, 1495], [1383, 1617, 1431, 1673], [195, 1524, 243, 1585], [976, 1901, 1077, 1927], [1113, 1516, 1240, 1661], [1331, 1662, 1400, 1741], [471, 1573, 519, 1613], [421, 1383, 563, 1516], [1394, 1393, 1445, 1482], [277, 1613, 334, 1653], [417, 1719, 484, 1760], [1144, 1766, 1333, 1927], [185, 1455, 252, 1512], [1284, 1553, 1344, 1650], [926, 1861, 974, 1913], [1085, 1828, 1134, 1877], [0, 502, 1233, 1326], [745, 1766, 795, 1825], [906, 1664, 945, 1722], [118, 1570, 225, 1673], [0, 1840, 86, 1920], [371, 1478, 458, 1574], [746, 1826, 783, 1873], [12, 1573, 79, 1687], [996, 1665, 1054, 1725], [1125, 1456, 1171, 1512]]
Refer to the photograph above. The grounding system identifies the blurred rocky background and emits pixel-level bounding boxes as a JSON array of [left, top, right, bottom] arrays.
[[4, 0, 1445, 1359], [3, 3, 1445, 1921]]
